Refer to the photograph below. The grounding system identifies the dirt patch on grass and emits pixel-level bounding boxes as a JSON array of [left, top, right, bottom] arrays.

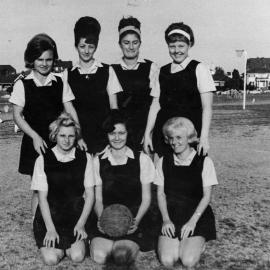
[[0, 102, 270, 269]]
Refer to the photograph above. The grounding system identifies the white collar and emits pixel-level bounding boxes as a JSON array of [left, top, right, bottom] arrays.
[[25, 70, 58, 87], [118, 57, 146, 70], [71, 59, 103, 74], [52, 146, 76, 162], [173, 148, 196, 166], [100, 145, 134, 165], [171, 56, 192, 73]]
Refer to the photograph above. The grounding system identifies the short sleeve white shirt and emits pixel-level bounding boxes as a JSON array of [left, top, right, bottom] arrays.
[[107, 57, 160, 97], [154, 149, 218, 187], [93, 145, 155, 186], [170, 56, 216, 94], [9, 71, 75, 107], [31, 146, 95, 191]]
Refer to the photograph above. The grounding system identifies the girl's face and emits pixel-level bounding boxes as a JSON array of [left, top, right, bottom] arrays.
[[77, 38, 96, 63], [168, 40, 190, 64], [120, 33, 141, 60], [166, 128, 191, 155], [56, 126, 76, 153], [108, 123, 127, 150], [34, 50, 54, 76]]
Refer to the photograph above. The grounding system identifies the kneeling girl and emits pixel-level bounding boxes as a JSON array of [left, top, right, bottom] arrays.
[[31, 113, 95, 265], [155, 117, 217, 269]]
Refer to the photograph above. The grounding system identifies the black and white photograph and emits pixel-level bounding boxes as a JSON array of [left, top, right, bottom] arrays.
[[0, 0, 269, 269]]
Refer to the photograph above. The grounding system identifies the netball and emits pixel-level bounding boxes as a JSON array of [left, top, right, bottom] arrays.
[[99, 204, 133, 237]]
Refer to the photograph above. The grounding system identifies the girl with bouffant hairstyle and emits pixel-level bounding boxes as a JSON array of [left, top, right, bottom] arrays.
[[66, 16, 117, 154], [9, 33, 85, 220]]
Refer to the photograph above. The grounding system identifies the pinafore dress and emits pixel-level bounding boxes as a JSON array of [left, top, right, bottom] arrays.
[[112, 60, 153, 150], [68, 65, 110, 154], [161, 152, 216, 241], [91, 151, 156, 251], [19, 77, 64, 175], [33, 148, 89, 249], [153, 60, 202, 156]]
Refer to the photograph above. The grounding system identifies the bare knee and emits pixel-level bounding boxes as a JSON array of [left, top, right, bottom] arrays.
[[181, 253, 200, 268], [91, 249, 108, 264], [159, 253, 176, 268], [70, 248, 85, 263], [42, 253, 60, 266]]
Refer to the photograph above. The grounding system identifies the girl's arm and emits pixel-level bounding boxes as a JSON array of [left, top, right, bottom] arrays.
[[94, 185, 104, 218], [63, 101, 87, 151], [143, 97, 160, 154], [181, 185, 212, 239], [109, 94, 118, 109], [134, 183, 151, 225], [157, 185, 175, 238], [198, 92, 213, 155], [38, 190, 59, 248], [13, 104, 47, 154], [74, 186, 95, 241]]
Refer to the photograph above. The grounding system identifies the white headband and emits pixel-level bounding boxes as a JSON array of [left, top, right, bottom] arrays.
[[119, 25, 141, 37], [167, 29, 191, 41]]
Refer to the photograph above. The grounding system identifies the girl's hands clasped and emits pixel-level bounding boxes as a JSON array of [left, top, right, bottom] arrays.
[[162, 219, 175, 238], [74, 224, 87, 241], [43, 230, 59, 248]]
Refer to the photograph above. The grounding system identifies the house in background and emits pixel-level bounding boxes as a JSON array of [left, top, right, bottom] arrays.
[[247, 58, 270, 90], [0, 65, 17, 91], [54, 60, 73, 73]]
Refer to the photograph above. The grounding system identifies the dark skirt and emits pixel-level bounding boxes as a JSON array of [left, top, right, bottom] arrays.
[[33, 197, 89, 250], [19, 133, 54, 176], [160, 198, 216, 242]]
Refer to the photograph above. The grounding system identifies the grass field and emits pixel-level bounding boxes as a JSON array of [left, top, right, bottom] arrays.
[[0, 94, 269, 269]]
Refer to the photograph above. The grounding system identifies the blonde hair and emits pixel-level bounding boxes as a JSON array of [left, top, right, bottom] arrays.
[[49, 112, 81, 142], [162, 117, 199, 144]]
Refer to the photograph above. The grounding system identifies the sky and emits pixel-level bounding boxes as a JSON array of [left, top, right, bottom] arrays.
[[0, 0, 270, 73]]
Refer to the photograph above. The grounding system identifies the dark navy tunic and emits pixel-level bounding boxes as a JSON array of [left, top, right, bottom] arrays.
[[19, 77, 63, 175], [112, 60, 153, 150], [162, 153, 216, 241], [33, 148, 88, 249], [68, 65, 110, 154], [153, 60, 202, 156], [91, 151, 156, 251]]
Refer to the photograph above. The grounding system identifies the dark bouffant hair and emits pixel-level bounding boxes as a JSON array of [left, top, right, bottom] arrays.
[[74, 16, 101, 47], [118, 16, 141, 43], [165, 22, 195, 47], [24, 33, 58, 69]]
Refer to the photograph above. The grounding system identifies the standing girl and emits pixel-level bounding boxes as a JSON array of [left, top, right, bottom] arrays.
[[155, 117, 217, 269], [144, 22, 216, 156], [67, 16, 117, 154], [110, 16, 160, 151], [31, 113, 95, 265], [90, 110, 155, 266], [9, 33, 85, 217]]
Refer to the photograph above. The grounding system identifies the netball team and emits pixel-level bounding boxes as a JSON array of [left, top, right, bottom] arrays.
[[9, 16, 218, 269]]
